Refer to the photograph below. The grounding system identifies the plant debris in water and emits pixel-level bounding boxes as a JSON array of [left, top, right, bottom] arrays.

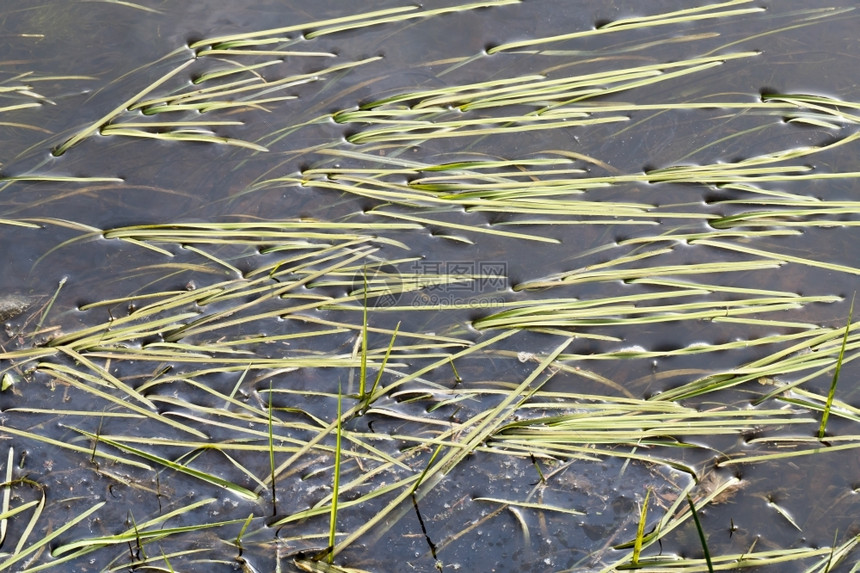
[[1, 1, 859, 572]]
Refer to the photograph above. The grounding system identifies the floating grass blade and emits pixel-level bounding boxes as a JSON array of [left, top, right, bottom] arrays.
[[0, 501, 104, 571], [50, 498, 235, 559], [4, 4, 860, 571], [819, 294, 854, 440], [98, 126, 270, 151], [53, 58, 195, 156], [189, 6, 418, 49], [72, 430, 258, 500], [12, 479, 46, 557], [36, 363, 206, 438], [85, 0, 164, 14], [372, 210, 560, 243], [488, 1, 763, 53], [473, 497, 582, 516], [0, 447, 12, 547], [0, 174, 124, 183]]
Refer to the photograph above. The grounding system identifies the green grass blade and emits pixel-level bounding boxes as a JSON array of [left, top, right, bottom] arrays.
[[819, 294, 855, 439], [359, 271, 368, 398], [73, 430, 258, 500], [632, 488, 651, 566], [327, 382, 344, 563], [0, 447, 11, 546], [269, 381, 277, 515], [53, 58, 195, 155], [0, 501, 105, 571], [686, 493, 714, 573]]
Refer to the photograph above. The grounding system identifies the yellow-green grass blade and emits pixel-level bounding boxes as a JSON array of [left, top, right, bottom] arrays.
[[473, 497, 584, 516], [266, 330, 516, 487], [35, 364, 207, 439], [50, 498, 234, 557], [71, 430, 258, 500], [326, 382, 344, 563], [188, 7, 421, 50], [371, 210, 560, 243], [513, 259, 783, 290], [488, 2, 763, 54], [0, 501, 104, 571], [98, 126, 269, 152], [55, 346, 155, 409], [330, 337, 571, 557], [304, 1, 521, 40], [81, 0, 163, 14], [53, 58, 196, 156], [0, 174, 123, 183], [718, 442, 860, 466]]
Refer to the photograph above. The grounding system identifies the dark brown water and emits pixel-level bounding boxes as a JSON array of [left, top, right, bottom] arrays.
[[1, 1, 859, 572]]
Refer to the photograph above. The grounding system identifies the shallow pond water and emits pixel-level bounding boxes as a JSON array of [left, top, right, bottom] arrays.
[[1, 1, 859, 572]]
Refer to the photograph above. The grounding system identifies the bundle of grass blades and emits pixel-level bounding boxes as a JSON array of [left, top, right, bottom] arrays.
[[52, 2, 523, 156]]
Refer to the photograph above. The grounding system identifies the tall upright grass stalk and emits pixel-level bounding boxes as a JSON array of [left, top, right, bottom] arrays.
[[268, 381, 278, 515], [50, 498, 233, 561], [52, 58, 196, 156], [361, 322, 401, 413], [327, 382, 344, 564], [32, 276, 66, 335], [234, 513, 254, 557], [359, 272, 369, 398], [686, 494, 715, 573], [819, 294, 855, 440]]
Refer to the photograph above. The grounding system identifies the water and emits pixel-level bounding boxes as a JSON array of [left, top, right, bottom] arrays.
[[1, 1, 859, 571]]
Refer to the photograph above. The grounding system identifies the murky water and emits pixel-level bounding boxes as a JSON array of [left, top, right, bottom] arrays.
[[1, 1, 859, 571]]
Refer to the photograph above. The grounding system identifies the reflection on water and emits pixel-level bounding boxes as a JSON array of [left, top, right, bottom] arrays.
[[1, 1, 859, 571]]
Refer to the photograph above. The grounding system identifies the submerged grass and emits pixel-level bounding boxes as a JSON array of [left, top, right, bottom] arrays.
[[2, 1, 860, 571]]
